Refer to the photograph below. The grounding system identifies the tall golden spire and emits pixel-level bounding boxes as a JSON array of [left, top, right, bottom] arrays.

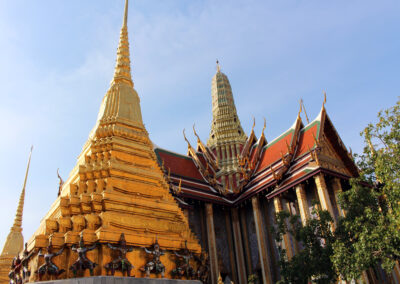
[[0, 147, 32, 281], [112, 0, 133, 87], [11, 146, 32, 230], [93, 0, 143, 130]]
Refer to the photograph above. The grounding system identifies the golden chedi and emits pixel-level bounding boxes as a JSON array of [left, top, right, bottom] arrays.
[[23, 0, 201, 281], [0, 149, 32, 283]]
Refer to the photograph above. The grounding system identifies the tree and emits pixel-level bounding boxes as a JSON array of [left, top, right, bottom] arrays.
[[273, 98, 400, 283], [273, 206, 337, 284], [332, 98, 400, 281]]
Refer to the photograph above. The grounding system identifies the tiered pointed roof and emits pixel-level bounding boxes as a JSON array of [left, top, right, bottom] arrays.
[[25, 1, 200, 280], [208, 62, 247, 146], [156, 98, 358, 206]]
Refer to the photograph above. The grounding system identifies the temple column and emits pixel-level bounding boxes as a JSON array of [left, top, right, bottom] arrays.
[[231, 208, 247, 284], [332, 177, 346, 217], [252, 196, 273, 284], [273, 197, 293, 259], [225, 211, 238, 284], [239, 208, 253, 274], [295, 184, 310, 225], [284, 201, 299, 254], [314, 174, 337, 227], [205, 203, 219, 284]]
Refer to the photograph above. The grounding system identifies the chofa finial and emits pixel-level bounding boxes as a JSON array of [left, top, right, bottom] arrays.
[[322, 90, 327, 109], [193, 124, 201, 142], [262, 117, 266, 134], [298, 99, 303, 119]]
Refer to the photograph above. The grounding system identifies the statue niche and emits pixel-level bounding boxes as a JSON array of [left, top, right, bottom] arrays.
[[171, 242, 195, 279], [104, 233, 134, 277], [22, 243, 34, 282], [140, 238, 165, 277], [195, 251, 209, 283], [36, 239, 65, 281], [8, 255, 22, 284], [69, 235, 98, 277]]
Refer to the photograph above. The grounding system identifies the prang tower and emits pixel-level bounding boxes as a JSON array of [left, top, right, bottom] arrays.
[[207, 63, 247, 193]]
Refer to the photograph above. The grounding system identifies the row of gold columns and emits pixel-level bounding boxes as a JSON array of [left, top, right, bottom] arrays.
[[272, 174, 338, 263]]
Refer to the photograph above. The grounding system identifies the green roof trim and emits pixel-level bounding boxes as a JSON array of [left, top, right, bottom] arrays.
[[263, 128, 294, 150]]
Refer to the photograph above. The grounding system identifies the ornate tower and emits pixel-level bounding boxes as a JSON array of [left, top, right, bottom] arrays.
[[25, 0, 200, 281], [207, 62, 247, 192], [0, 147, 32, 282]]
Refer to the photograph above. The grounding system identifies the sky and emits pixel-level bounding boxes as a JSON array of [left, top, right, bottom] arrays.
[[0, 0, 398, 249]]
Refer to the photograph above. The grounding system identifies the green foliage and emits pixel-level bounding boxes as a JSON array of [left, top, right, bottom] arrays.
[[247, 274, 259, 284], [273, 98, 400, 283], [332, 98, 400, 280], [273, 206, 337, 284]]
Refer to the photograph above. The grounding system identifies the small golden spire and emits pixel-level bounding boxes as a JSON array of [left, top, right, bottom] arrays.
[[183, 129, 191, 149], [216, 59, 221, 73], [301, 98, 310, 124], [218, 273, 223, 284], [322, 90, 327, 110], [298, 99, 302, 119], [251, 117, 256, 133], [193, 124, 200, 143], [112, 0, 133, 87], [12, 146, 33, 230], [262, 117, 266, 135]]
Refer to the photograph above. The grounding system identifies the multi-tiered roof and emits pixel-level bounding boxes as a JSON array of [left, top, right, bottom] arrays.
[[155, 67, 358, 207]]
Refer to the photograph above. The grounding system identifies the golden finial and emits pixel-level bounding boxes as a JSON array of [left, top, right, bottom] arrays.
[[298, 99, 303, 119], [112, 0, 133, 87], [285, 139, 293, 155], [218, 273, 223, 284], [270, 165, 278, 180], [123, 0, 128, 27], [262, 117, 266, 135], [57, 168, 64, 197], [312, 132, 319, 147], [183, 129, 191, 149], [193, 124, 200, 143], [178, 179, 182, 194], [216, 59, 221, 73], [251, 117, 256, 132], [13, 146, 33, 230], [322, 90, 327, 110], [301, 98, 310, 124], [308, 145, 314, 158]]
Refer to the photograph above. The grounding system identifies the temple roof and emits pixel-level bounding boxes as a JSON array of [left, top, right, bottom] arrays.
[[155, 106, 358, 206]]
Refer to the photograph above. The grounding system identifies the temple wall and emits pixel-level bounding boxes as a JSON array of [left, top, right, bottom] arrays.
[[188, 204, 205, 248]]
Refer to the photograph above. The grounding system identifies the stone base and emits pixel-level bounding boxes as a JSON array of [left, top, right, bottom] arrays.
[[32, 277, 201, 284]]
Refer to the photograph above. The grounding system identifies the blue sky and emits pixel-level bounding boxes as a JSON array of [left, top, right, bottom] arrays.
[[0, 0, 398, 248]]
